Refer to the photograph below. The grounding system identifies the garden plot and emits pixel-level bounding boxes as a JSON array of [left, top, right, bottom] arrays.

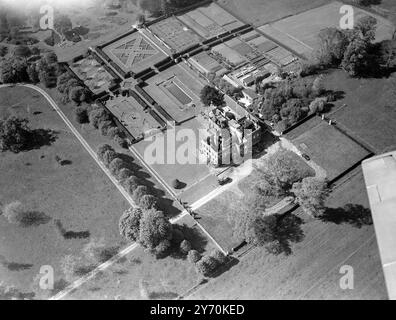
[[69, 55, 116, 95], [102, 32, 167, 74]]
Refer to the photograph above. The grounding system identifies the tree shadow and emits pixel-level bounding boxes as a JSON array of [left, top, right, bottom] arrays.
[[148, 291, 179, 300], [20, 211, 52, 227], [54, 219, 90, 240], [24, 129, 58, 151], [320, 204, 373, 228], [50, 279, 69, 295], [208, 256, 240, 279], [0, 256, 33, 272], [60, 159, 72, 166], [265, 213, 305, 256], [117, 152, 182, 218]]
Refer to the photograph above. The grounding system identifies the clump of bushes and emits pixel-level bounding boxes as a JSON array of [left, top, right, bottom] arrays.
[[191, 250, 228, 277]]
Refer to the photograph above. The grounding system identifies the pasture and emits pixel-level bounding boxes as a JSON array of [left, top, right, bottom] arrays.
[[0, 86, 129, 298]]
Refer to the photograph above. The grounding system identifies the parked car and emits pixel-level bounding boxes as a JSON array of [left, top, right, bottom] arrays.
[[301, 153, 311, 161]]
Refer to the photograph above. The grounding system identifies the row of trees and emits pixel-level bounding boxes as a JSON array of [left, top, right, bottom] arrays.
[[138, 0, 202, 17], [313, 15, 396, 77], [97, 144, 157, 209]]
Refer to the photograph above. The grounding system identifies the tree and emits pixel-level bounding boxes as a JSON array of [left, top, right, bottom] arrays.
[[187, 250, 201, 263], [0, 116, 32, 152], [180, 239, 192, 254], [107, 127, 122, 139], [0, 45, 8, 57], [44, 51, 58, 64], [26, 63, 39, 83], [292, 177, 329, 217], [312, 75, 325, 96], [109, 158, 125, 175], [355, 16, 377, 42], [280, 98, 304, 124], [200, 85, 224, 106], [102, 150, 117, 167], [117, 168, 132, 182], [195, 255, 218, 276], [138, 208, 173, 254], [316, 28, 349, 66], [123, 176, 141, 194], [380, 39, 396, 68], [69, 86, 90, 104], [309, 97, 327, 114], [0, 57, 28, 83], [89, 108, 111, 129], [132, 186, 150, 203], [119, 207, 143, 241], [341, 37, 370, 77], [75, 107, 89, 123], [138, 194, 158, 210], [97, 144, 114, 162], [99, 120, 114, 136]]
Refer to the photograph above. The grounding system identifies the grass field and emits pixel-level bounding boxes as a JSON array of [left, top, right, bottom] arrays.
[[324, 70, 396, 154], [259, 1, 394, 57], [62, 214, 218, 300], [43, 86, 184, 218], [291, 120, 371, 181], [189, 168, 387, 299], [0, 86, 129, 298], [217, 0, 330, 27]]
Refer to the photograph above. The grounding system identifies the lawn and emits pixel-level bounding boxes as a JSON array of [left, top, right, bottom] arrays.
[[259, 1, 394, 57], [189, 168, 387, 299], [324, 69, 396, 154], [217, 0, 330, 27], [0, 86, 129, 298], [291, 120, 372, 181], [61, 214, 218, 300]]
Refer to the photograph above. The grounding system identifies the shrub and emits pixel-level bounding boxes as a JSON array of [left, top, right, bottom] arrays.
[[102, 150, 117, 167], [89, 108, 111, 129], [117, 168, 132, 181], [154, 239, 171, 258], [123, 176, 141, 194], [119, 207, 143, 241], [2, 201, 24, 225], [82, 237, 114, 264], [138, 194, 158, 210], [97, 144, 114, 162], [109, 158, 125, 175], [99, 120, 114, 136], [132, 186, 150, 203], [187, 250, 201, 264], [75, 107, 89, 123], [107, 126, 121, 139], [60, 255, 81, 282], [180, 240, 192, 254]]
